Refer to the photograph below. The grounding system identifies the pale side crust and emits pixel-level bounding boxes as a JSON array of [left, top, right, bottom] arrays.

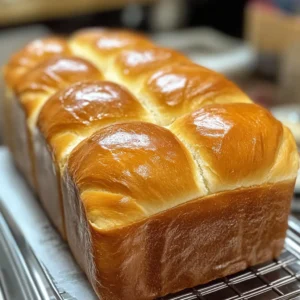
[[10, 94, 37, 191], [62, 174, 295, 300], [34, 129, 65, 237]]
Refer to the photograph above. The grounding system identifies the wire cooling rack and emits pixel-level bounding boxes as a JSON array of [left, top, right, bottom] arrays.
[[162, 216, 300, 300]]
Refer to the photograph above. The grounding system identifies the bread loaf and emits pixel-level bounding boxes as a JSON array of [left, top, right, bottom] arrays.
[[2, 28, 299, 300], [62, 112, 297, 299]]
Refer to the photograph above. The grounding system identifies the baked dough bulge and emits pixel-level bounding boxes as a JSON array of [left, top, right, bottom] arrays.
[[38, 80, 152, 166], [67, 122, 204, 229], [67, 103, 299, 231], [170, 102, 299, 193], [4, 37, 71, 89], [15, 56, 103, 129]]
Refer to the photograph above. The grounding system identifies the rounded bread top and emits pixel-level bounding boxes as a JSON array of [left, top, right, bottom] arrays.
[[38, 80, 151, 143], [68, 121, 203, 219], [4, 37, 71, 88], [170, 102, 299, 192], [15, 56, 103, 117]]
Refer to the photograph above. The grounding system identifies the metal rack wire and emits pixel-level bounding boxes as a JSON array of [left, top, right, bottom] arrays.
[[163, 216, 300, 300]]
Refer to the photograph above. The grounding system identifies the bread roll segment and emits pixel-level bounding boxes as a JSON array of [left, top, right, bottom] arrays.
[[170, 103, 299, 193], [66, 122, 204, 215], [4, 37, 71, 89], [2, 27, 299, 300], [36, 80, 151, 236], [140, 63, 252, 125], [62, 103, 298, 300]]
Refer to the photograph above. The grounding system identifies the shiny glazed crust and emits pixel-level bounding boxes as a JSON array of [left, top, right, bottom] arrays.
[[2, 27, 299, 300], [70, 31, 252, 125], [35, 81, 151, 236], [4, 37, 71, 89]]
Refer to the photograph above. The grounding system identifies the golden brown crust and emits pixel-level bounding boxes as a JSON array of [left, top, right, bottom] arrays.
[[170, 103, 298, 193], [62, 173, 295, 300], [141, 63, 252, 125], [69, 28, 154, 76], [4, 37, 71, 88], [38, 80, 150, 148], [15, 56, 103, 118], [70, 30, 251, 126], [68, 122, 203, 219], [15, 55, 102, 96], [35, 80, 151, 237]]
